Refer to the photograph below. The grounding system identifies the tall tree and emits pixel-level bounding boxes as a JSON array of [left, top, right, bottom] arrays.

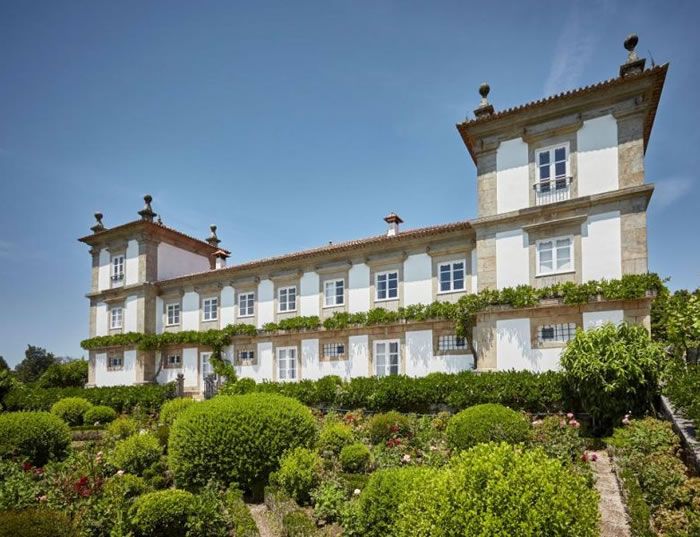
[[0, 356, 8, 371], [14, 345, 57, 384]]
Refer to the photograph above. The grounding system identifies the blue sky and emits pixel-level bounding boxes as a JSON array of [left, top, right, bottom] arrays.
[[0, 1, 698, 366]]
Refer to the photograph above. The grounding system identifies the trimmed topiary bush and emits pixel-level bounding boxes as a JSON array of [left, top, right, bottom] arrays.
[[368, 411, 412, 443], [106, 416, 139, 440], [318, 421, 353, 455], [168, 393, 317, 495], [129, 489, 195, 537], [282, 509, 317, 537], [270, 447, 322, 505], [340, 443, 371, 473], [395, 442, 599, 537], [83, 405, 117, 425], [50, 397, 93, 426], [158, 398, 196, 426], [446, 403, 530, 451], [0, 509, 75, 537], [0, 411, 71, 465], [108, 432, 162, 475]]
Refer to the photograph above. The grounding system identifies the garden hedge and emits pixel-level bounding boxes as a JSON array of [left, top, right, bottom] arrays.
[[129, 489, 195, 537], [83, 404, 118, 425], [168, 393, 317, 496], [0, 509, 75, 537], [108, 432, 162, 475], [158, 397, 196, 426], [0, 411, 72, 466], [446, 403, 531, 451]]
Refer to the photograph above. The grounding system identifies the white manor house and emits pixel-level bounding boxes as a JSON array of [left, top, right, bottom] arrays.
[[80, 37, 667, 391]]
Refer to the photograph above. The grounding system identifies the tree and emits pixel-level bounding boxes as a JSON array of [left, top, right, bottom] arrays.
[[653, 288, 700, 363], [0, 356, 8, 371], [14, 345, 57, 384], [37, 358, 88, 388]]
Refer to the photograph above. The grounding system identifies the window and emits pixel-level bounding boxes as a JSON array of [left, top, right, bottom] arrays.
[[110, 307, 123, 329], [538, 323, 577, 344], [239, 292, 255, 317], [278, 286, 297, 313], [166, 303, 180, 326], [324, 279, 344, 307], [111, 255, 125, 281], [200, 352, 213, 379], [238, 349, 255, 363], [438, 261, 466, 293], [537, 236, 573, 275], [322, 342, 346, 359], [438, 335, 467, 352], [374, 340, 399, 377], [108, 354, 123, 370], [376, 271, 398, 301], [536, 145, 569, 192], [203, 297, 218, 321], [277, 347, 297, 381], [166, 354, 182, 368]]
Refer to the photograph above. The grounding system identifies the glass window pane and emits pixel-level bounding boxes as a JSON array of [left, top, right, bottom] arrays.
[[555, 161, 566, 177], [554, 147, 566, 161], [539, 151, 550, 165], [539, 165, 550, 180]]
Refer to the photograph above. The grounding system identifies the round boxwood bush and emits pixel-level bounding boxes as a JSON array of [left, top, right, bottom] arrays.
[[107, 416, 139, 440], [108, 432, 162, 475], [282, 509, 317, 537], [446, 403, 530, 451], [50, 397, 93, 426], [368, 411, 412, 443], [270, 447, 322, 505], [158, 398, 196, 427], [129, 489, 195, 537], [340, 443, 371, 473], [395, 442, 599, 537], [168, 393, 317, 494], [318, 421, 353, 455], [83, 405, 117, 425], [0, 411, 71, 466], [0, 509, 75, 537]]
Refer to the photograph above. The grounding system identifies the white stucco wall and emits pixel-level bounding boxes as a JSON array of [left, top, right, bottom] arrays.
[[94, 350, 136, 387], [496, 137, 530, 214], [300, 272, 320, 317], [155, 296, 164, 334], [496, 228, 529, 289], [235, 341, 273, 382], [348, 263, 371, 313], [583, 309, 624, 329], [220, 286, 236, 326], [98, 250, 111, 291], [125, 240, 140, 285], [95, 303, 108, 336], [577, 114, 619, 197], [182, 347, 199, 388], [405, 329, 474, 376], [581, 210, 622, 282], [301, 338, 320, 380], [182, 291, 199, 330], [124, 295, 138, 332], [349, 335, 369, 377], [157, 242, 210, 281], [257, 279, 274, 327], [155, 351, 183, 384], [403, 253, 433, 306], [496, 318, 562, 372]]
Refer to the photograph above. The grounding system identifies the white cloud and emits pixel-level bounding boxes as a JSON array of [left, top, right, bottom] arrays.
[[653, 177, 694, 209]]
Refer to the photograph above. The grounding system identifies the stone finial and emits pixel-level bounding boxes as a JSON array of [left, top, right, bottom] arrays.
[[138, 194, 157, 222], [90, 212, 106, 233], [473, 82, 494, 118], [619, 33, 646, 78], [206, 224, 221, 247]]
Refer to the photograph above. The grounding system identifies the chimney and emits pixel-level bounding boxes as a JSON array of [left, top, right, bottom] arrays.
[[384, 213, 403, 237], [138, 194, 157, 222], [619, 33, 646, 78], [473, 82, 494, 118], [214, 250, 228, 269]]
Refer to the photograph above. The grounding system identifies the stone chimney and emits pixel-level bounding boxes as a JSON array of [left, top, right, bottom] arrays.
[[619, 33, 646, 78], [384, 213, 403, 237], [214, 250, 228, 269], [138, 194, 157, 222], [473, 82, 494, 118]]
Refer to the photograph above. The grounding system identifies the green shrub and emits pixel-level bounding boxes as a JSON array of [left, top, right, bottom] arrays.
[[342, 467, 432, 537], [169, 393, 317, 495], [108, 432, 162, 475], [395, 442, 599, 537], [185, 486, 230, 537], [224, 489, 260, 537], [317, 421, 353, 455], [158, 398, 195, 426], [607, 417, 679, 456], [446, 403, 530, 451], [270, 447, 322, 505], [103, 472, 151, 499], [282, 509, 317, 537], [107, 416, 139, 440], [83, 404, 117, 425], [561, 322, 663, 430], [37, 359, 88, 388], [311, 481, 346, 524], [340, 443, 371, 473], [0, 411, 71, 465], [530, 415, 586, 466], [0, 460, 42, 509], [130, 489, 195, 537], [368, 411, 412, 443], [664, 361, 700, 432], [50, 397, 93, 426], [0, 509, 75, 537]]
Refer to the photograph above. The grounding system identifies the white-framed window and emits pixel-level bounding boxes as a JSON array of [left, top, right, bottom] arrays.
[[278, 286, 297, 313], [324, 279, 345, 307], [166, 303, 181, 326], [108, 354, 123, 369], [374, 340, 400, 377], [538, 323, 577, 344], [166, 354, 182, 367], [111, 255, 125, 282], [239, 292, 255, 318], [536, 144, 569, 192], [200, 352, 213, 380], [376, 271, 399, 301], [203, 297, 218, 321], [537, 236, 573, 275], [110, 307, 123, 329], [438, 334, 467, 351], [277, 347, 297, 381], [238, 349, 255, 362], [322, 342, 346, 359], [438, 261, 466, 293]]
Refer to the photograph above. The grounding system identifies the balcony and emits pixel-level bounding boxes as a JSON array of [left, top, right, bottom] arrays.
[[534, 176, 572, 206]]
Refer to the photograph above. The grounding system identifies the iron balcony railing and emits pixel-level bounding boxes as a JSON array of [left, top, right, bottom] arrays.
[[533, 176, 572, 205]]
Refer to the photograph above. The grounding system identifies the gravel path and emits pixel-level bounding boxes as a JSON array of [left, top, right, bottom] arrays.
[[247, 503, 276, 537], [592, 450, 631, 537]]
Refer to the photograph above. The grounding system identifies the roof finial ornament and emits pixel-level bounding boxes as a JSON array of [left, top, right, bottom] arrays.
[[90, 212, 105, 233], [206, 224, 221, 247], [620, 33, 646, 78], [473, 82, 494, 118], [138, 194, 157, 222]]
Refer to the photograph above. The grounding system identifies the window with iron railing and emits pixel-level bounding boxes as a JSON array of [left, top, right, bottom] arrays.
[[534, 145, 572, 205]]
